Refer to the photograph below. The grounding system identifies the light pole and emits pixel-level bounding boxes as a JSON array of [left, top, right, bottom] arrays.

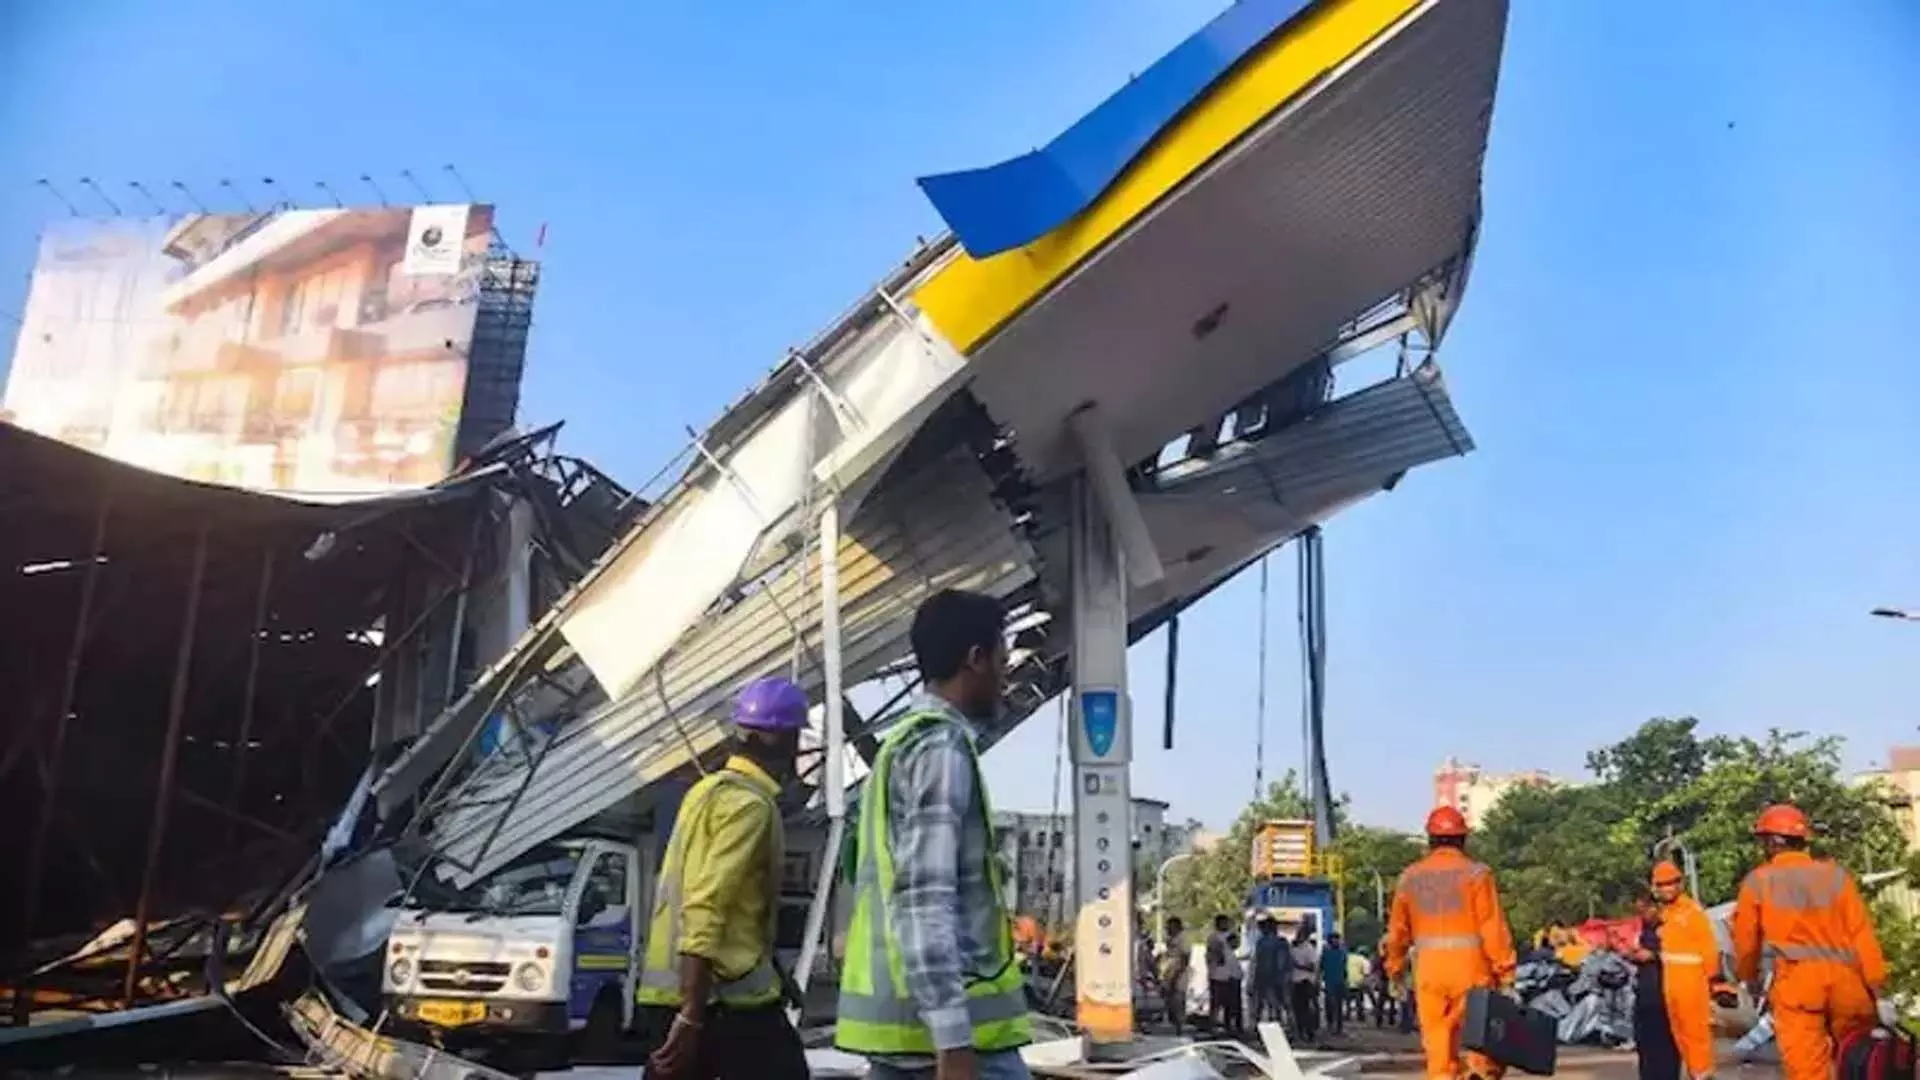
[[1871, 607, 1919, 622], [1154, 852, 1198, 946]]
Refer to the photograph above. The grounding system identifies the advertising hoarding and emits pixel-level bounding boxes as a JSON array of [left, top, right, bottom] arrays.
[[2, 205, 498, 496]]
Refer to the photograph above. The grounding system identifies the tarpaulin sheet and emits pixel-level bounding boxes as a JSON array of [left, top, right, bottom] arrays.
[[1575, 916, 1642, 952]]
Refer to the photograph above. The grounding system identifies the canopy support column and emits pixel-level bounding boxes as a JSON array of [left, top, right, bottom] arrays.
[[1066, 403, 1149, 1048]]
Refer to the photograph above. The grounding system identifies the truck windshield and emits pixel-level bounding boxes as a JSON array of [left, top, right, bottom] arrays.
[[434, 843, 583, 917]]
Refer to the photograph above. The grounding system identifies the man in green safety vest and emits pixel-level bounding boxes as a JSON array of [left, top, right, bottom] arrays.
[[638, 676, 810, 1079], [837, 589, 1033, 1080]]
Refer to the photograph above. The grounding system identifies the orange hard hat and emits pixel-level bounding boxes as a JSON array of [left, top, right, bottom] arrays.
[[1425, 805, 1470, 838], [1752, 803, 1811, 839], [1650, 860, 1684, 886]]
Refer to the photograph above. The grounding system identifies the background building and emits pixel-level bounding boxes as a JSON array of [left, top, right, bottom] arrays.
[[1433, 756, 1562, 829], [992, 796, 1193, 925], [1854, 746, 1920, 851]]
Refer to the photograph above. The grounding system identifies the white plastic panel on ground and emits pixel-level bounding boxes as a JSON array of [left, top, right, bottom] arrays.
[[558, 304, 968, 701], [427, 450, 1035, 885]]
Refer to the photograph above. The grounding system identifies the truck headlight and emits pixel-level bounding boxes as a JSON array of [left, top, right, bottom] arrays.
[[388, 957, 414, 986], [513, 962, 545, 992]]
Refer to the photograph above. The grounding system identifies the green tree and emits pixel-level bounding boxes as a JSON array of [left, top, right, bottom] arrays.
[[1478, 720, 1906, 939], [1476, 782, 1644, 933], [1330, 825, 1425, 952], [1586, 716, 1708, 808], [1634, 729, 1906, 902], [1873, 896, 1920, 1008]]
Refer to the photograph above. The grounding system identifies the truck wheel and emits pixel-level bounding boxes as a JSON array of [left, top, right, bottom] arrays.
[[580, 988, 625, 1063]]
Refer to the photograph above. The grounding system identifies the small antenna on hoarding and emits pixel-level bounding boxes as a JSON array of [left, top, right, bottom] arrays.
[[127, 181, 169, 216], [314, 181, 345, 209], [443, 164, 479, 203], [171, 181, 210, 213], [219, 178, 256, 213], [359, 174, 390, 207], [77, 178, 122, 215], [398, 169, 434, 203], [35, 179, 82, 216]]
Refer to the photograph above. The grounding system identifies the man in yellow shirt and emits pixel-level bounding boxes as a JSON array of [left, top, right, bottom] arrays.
[[638, 676, 809, 1079]]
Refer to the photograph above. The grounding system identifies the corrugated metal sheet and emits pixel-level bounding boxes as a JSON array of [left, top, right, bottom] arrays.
[[425, 450, 1035, 884], [559, 304, 968, 701], [967, 0, 1505, 481], [1153, 360, 1471, 507]]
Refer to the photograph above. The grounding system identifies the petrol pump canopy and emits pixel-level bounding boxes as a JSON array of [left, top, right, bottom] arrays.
[[380, 0, 1509, 885]]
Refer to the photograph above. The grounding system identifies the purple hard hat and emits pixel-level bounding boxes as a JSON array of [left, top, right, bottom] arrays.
[[732, 676, 809, 732]]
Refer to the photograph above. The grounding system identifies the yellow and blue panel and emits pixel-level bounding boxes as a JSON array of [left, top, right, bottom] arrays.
[[912, 0, 1426, 353]]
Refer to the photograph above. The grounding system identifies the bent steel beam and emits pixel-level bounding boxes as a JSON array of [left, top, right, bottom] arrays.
[[1068, 404, 1164, 590]]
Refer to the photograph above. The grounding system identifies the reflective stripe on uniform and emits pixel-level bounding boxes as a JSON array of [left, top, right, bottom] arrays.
[[1767, 943, 1858, 965], [636, 770, 783, 1008], [1661, 952, 1704, 965], [1399, 864, 1488, 916], [1747, 863, 1844, 911], [1415, 934, 1483, 951], [836, 978, 1030, 1026], [835, 710, 1030, 1056]]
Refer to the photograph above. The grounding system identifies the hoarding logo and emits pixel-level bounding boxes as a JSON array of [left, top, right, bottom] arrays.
[[404, 205, 469, 276]]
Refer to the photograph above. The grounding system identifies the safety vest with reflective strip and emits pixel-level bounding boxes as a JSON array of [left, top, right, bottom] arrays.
[[1744, 861, 1845, 912], [835, 710, 1031, 1056], [636, 768, 783, 1008]]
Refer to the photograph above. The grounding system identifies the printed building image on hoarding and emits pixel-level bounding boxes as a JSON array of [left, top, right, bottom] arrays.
[[1, 204, 518, 495]]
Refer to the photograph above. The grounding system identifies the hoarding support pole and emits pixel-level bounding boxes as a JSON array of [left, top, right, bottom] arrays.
[[1065, 403, 1145, 1050], [16, 491, 110, 1025], [229, 550, 274, 844], [790, 501, 845, 1014], [123, 524, 209, 1008], [441, 506, 487, 708]]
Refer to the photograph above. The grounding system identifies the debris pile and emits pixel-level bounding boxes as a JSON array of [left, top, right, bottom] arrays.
[[1512, 952, 1637, 1046]]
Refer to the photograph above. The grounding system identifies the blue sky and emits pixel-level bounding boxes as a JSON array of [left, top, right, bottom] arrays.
[[4, 1, 1917, 833]]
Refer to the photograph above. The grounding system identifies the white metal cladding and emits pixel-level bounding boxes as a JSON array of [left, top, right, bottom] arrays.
[[558, 304, 969, 701], [371, 294, 968, 815], [426, 451, 1035, 885], [967, 0, 1506, 481]]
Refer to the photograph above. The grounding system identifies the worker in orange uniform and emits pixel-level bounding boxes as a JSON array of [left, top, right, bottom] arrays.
[[1384, 807, 1518, 1080], [1649, 861, 1725, 1079], [1731, 804, 1893, 1080]]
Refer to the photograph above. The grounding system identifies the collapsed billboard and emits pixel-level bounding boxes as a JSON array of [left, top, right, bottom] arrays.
[[2, 205, 509, 496]]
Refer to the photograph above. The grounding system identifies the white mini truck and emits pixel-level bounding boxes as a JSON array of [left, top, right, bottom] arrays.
[[383, 836, 643, 1053]]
